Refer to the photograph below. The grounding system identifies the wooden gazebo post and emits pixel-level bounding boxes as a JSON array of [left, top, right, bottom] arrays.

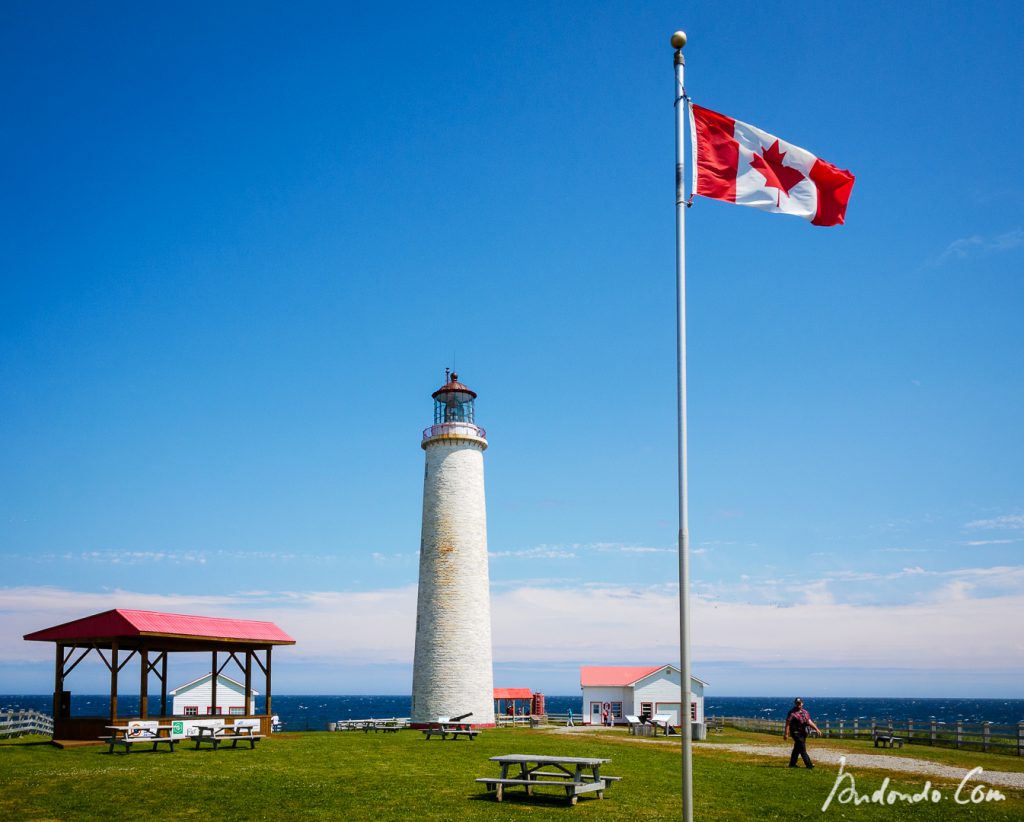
[[53, 644, 63, 720], [211, 651, 218, 716], [161, 653, 168, 717], [265, 647, 273, 722], [244, 651, 253, 716], [139, 648, 149, 719], [110, 642, 119, 723]]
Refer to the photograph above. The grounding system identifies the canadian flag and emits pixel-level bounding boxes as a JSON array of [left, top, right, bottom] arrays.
[[690, 104, 855, 227]]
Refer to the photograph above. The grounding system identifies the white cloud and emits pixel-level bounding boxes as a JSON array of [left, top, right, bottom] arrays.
[[4, 571, 1023, 683], [24, 549, 340, 565], [965, 514, 1024, 530], [490, 542, 674, 560], [929, 227, 1024, 267]]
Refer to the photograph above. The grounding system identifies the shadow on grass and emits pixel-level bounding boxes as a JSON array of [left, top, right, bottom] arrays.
[[467, 791, 603, 809]]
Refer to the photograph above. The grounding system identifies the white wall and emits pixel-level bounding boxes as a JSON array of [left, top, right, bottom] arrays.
[[580, 686, 628, 723], [171, 677, 254, 715], [633, 669, 706, 724]]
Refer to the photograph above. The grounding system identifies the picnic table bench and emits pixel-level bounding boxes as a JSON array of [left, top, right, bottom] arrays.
[[100, 724, 177, 754], [422, 724, 479, 740], [873, 732, 905, 748], [421, 715, 479, 740], [191, 722, 264, 750], [362, 719, 403, 733], [476, 754, 620, 806]]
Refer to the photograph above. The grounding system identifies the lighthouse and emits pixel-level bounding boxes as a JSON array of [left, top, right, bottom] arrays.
[[411, 371, 495, 727]]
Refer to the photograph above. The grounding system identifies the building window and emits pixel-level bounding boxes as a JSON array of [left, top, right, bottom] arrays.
[[206, 706, 223, 715], [184, 706, 198, 716], [611, 702, 623, 718], [691, 702, 697, 721], [640, 702, 653, 720], [229, 706, 245, 716]]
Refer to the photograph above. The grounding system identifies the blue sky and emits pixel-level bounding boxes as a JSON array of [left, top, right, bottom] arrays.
[[2, 1, 1022, 697]]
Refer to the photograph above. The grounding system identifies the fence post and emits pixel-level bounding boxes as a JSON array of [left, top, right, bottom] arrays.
[[824, 719, 830, 739], [907, 718, 913, 743], [956, 720, 963, 750], [930, 719, 937, 746], [838, 719, 844, 739], [853, 718, 858, 740], [1018, 722, 1024, 757], [871, 718, 876, 742], [983, 722, 991, 753]]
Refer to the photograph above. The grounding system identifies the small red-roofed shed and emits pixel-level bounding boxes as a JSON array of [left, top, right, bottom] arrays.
[[24, 608, 295, 742]]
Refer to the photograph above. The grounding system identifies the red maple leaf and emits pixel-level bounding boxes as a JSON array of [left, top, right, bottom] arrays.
[[750, 139, 805, 206]]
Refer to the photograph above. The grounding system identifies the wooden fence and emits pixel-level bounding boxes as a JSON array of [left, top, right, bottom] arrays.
[[713, 715, 1024, 756], [0, 709, 53, 738]]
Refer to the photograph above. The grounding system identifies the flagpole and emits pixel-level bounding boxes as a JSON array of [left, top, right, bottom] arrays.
[[671, 29, 694, 822]]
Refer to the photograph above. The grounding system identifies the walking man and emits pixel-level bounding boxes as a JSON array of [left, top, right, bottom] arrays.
[[783, 698, 822, 768]]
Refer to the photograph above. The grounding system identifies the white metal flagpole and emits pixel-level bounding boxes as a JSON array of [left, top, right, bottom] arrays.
[[671, 29, 694, 822]]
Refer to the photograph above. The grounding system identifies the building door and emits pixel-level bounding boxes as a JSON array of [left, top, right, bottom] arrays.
[[590, 702, 602, 724]]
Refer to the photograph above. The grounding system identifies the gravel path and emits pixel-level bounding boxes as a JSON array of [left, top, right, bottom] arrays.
[[706, 743, 1024, 790]]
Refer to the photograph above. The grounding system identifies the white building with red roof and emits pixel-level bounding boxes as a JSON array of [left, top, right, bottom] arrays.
[[580, 664, 706, 729]]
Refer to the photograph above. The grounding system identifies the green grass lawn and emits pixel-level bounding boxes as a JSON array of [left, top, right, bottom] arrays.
[[1, 728, 1021, 821]]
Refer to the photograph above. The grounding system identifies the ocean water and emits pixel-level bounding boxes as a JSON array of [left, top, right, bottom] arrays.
[[3, 694, 1023, 732]]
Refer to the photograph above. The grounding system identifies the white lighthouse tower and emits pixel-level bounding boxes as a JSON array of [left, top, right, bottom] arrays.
[[411, 371, 495, 727]]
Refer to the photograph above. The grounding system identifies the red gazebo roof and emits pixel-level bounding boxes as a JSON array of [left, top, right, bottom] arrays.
[[24, 608, 295, 646], [493, 687, 533, 700]]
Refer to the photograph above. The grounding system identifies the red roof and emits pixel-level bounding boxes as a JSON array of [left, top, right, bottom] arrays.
[[580, 665, 665, 687], [493, 687, 532, 700], [24, 609, 295, 645], [432, 372, 477, 399]]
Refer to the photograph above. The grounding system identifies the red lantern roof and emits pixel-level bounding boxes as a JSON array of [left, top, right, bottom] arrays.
[[431, 371, 477, 399]]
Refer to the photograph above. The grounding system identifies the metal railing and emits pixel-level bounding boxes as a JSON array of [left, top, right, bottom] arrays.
[[422, 422, 487, 441], [712, 715, 1024, 756]]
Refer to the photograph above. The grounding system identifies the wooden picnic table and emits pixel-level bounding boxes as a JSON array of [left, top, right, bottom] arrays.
[[476, 754, 620, 805], [100, 724, 177, 754], [422, 723, 479, 740], [191, 723, 263, 750]]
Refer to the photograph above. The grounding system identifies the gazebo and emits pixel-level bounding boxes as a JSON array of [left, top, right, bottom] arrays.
[[493, 687, 533, 720], [24, 608, 295, 741]]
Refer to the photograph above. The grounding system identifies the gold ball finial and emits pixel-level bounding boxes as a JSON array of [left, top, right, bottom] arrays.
[[670, 30, 687, 49]]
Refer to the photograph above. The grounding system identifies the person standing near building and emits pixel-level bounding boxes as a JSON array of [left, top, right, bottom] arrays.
[[783, 698, 822, 768]]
